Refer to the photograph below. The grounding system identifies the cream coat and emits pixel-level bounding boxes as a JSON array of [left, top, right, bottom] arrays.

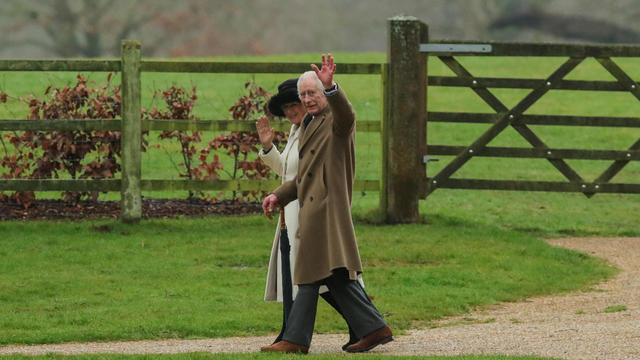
[[261, 124, 330, 301], [273, 87, 363, 285]]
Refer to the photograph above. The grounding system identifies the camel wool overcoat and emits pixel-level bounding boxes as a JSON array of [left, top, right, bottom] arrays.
[[273, 86, 362, 285]]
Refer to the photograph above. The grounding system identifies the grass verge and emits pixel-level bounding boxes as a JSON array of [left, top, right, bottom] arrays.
[[0, 214, 615, 345]]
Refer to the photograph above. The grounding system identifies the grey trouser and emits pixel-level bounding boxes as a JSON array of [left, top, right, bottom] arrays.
[[282, 268, 387, 347]]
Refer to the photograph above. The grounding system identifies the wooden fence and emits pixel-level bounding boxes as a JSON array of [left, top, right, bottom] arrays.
[[0, 41, 382, 223], [2, 17, 639, 224]]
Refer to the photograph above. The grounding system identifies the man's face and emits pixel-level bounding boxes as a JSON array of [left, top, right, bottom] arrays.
[[298, 77, 328, 115], [282, 102, 304, 125]]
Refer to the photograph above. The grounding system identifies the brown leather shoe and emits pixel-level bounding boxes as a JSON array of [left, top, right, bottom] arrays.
[[261, 340, 309, 354], [345, 325, 393, 353]]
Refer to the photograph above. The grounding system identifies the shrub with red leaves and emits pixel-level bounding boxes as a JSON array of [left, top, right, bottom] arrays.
[[1, 77, 289, 208], [1, 74, 128, 206]]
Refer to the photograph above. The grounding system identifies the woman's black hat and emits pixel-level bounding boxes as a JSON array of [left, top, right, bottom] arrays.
[[268, 78, 300, 117]]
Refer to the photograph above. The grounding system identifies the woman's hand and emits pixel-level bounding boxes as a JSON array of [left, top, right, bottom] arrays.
[[256, 115, 275, 151]]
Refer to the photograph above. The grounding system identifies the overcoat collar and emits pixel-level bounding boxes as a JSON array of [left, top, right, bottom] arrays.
[[299, 107, 329, 151]]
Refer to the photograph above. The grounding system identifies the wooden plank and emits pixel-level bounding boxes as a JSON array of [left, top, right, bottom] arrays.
[[425, 178, 640, 194], [0, 118, 381, 133], [385, 16, 428, 222], [354, 180, 380, 191], [438, 56, 508, 112], [141, 61, 382, 74], [143, 119, 381, 132], [594, 138, 640, 184], [0, 59, 380, 74], [0, 179, 120, 191], [429, 76, 627, 91], [379, 63, 390, 212], [0, 59, 121, 72], [428, 145, 640, 161], [0, 178, 378, 193], [140, 179, 282, 191], [428, 112, 497, 123], [426, 40, 640, 57], [0, 119, 121, 131], [0, 59, 382, 74], [139, 179, 379, 191], [120, 40, 142, 223], [428, 112, 640, 128], [596, 57, 640, 101]]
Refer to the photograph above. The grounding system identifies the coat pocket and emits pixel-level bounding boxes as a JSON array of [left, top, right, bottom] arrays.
[[321, 163, 328, 199]]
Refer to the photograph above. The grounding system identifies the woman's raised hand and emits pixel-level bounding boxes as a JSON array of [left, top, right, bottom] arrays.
[[256, 115, 275, 150]]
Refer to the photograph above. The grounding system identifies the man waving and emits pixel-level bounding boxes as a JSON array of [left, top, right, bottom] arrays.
[[261, 54, 393, 354]]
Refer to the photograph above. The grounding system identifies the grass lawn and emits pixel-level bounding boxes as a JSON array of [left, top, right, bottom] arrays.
[[0, 213, 616, 345], [0, 52, 637, 360]]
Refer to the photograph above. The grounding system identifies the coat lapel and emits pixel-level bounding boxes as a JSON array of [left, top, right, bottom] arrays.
[[299, 112, 327, 152]]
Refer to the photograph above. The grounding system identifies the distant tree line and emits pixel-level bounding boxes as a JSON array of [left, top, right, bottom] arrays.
[[1, 0, 640, 58]]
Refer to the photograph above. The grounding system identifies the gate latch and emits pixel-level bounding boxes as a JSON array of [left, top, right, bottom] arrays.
[[423, 156, 439, 164]]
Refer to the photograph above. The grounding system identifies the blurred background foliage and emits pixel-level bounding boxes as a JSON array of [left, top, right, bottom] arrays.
[[2, 0, 640, 59]]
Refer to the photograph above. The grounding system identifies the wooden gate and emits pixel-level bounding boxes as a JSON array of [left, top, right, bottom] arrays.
[[383, 17, 640, 223], [423, 41, 640, 197]]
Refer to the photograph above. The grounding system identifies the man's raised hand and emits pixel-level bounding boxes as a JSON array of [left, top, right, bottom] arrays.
[[311, 53, 336, 89]]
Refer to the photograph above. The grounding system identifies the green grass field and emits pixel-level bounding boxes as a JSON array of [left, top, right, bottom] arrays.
[[0, 53, 638, 360]]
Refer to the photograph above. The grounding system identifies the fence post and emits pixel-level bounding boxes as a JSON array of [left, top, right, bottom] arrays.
[[120, 40, 142, 223], [384, 16, 428, 223]]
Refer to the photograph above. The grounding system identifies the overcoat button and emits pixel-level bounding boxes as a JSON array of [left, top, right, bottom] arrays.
[[310, 149, 315, 154], [308, 172, 312, 177], [297, 178, 301, 184], [300, 201, 304, 208], [299, 153, 303, 159], [310, 196, 314, 201]]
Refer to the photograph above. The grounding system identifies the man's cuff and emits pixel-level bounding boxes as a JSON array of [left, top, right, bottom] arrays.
[[323, 83, 339, 96]]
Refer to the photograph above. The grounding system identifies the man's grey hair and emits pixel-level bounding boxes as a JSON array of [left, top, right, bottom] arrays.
[[297, 71, 324, 93]]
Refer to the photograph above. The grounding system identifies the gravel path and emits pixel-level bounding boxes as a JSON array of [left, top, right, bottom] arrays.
[[2, 237, 638, 359]]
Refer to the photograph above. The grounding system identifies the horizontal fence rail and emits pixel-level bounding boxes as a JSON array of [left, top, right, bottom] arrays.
[[425, 40, 640, 57], [428, 112, 640, 127], [142, 61, 382, 74], [0, 119, 381, 132], [0, 179, 379, 192], [0, 60, 383, 74], [0, 60, 121, 72], [428, 145, 640, 161], [0, 119, 122, 131], [425, 178, 640, 194], [429, 76, 640, 91], [144, 119, 381, 132]]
